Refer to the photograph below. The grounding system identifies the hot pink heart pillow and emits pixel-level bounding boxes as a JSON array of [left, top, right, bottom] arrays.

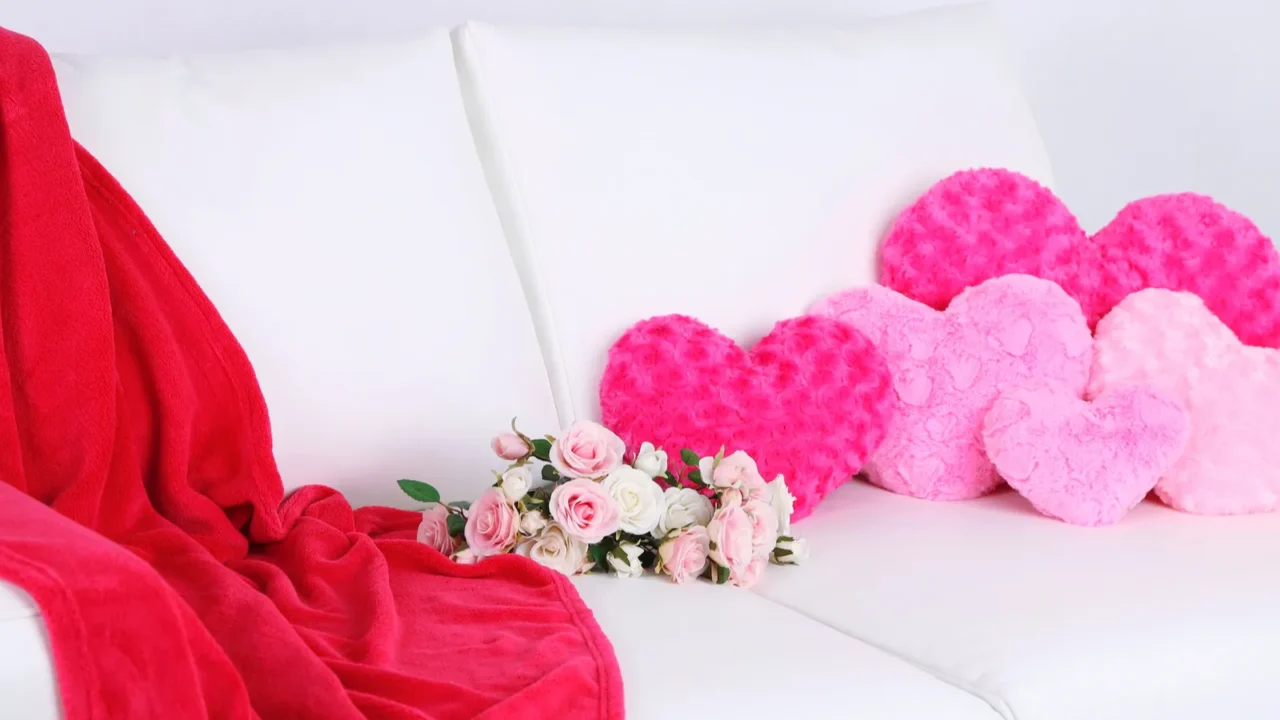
[[879, 168, 1280, 348], [811, 274, 1092, 500], [1090, 289, 1280, 515], [599, 315, 894, 520], [982, 380, 1189, 526]]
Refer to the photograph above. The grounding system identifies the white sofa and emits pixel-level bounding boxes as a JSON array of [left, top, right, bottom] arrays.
[[4, 5, 1279, 719]]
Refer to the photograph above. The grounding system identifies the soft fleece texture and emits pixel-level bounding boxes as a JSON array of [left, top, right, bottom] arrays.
[[599, 315, 893, 520], [812, 275, 1092, 500], [878, 168, 1280, 348], [982, 380, 1189, 526], [0, 29, 622, 720], [1090, 289, 1280, 515]]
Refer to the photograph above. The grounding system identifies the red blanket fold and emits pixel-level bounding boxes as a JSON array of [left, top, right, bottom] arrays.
[[0, 28, 622, 720]]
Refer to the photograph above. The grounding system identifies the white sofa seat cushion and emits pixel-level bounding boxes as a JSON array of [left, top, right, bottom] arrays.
[[572, 574, 999, 719], [455, 5, 1054, 424], [756, 482, 1280, 720], [0, 584, 58, 720], [52, 31, 557, 506]]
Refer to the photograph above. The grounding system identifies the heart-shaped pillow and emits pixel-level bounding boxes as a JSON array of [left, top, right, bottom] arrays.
[[878, 168, 1280, 348], [982, 380, 1189, 526], [599, 315, 894, 520], [812, 274, 1093, 500], [1090, 289, 1280, 515]]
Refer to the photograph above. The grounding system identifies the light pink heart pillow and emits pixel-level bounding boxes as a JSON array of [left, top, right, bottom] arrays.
[[599, 315, 895, 520], [812, 274, 1093, 500], [1090, 289, 1280, 515], [982, 380, 1189, 526], [878, 168, 1280, 348]]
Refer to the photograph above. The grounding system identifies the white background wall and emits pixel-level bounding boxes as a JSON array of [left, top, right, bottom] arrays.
[[1, 0, 1276, 236]]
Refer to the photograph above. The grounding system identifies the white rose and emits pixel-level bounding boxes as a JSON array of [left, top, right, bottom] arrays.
[[514, 522, 587, 576], [652, 487, 714, 538], [767, 475, 796, 536], [500, 466, 533, 502], [519, 510, 548, 536], [600, 466, 665, 535], [772, 536, 809, 565], [606, 542, 645, 578], [633, 441, 669, 479], [453, 548, 481, 565], [697, 455, 715, 485]]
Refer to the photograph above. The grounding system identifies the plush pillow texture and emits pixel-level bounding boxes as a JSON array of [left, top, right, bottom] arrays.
[[599, 314, 894, 520], [878, 168, 1280, 348], [1090, 289, 1280, 515], [811, 274, 1092, 500], [982, 380, 1189, 526]]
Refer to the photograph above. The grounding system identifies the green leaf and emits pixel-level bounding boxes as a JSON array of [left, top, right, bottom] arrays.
[[773, 547, 793, 558], [450, 500, 471, 511], [715, 565, 730, 585], [541, 464, 561, 483], [589, 543, 608, 569], [663, 471, 678, 487], [446, 513, 466, 537], [708, 540, 717, 552], [687, 469, 704, 486], [680, 448, 700, 467], [397, 479, 440, 504], [531, 438, 553, 462]]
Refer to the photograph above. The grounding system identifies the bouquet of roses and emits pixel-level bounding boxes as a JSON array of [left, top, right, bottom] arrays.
[[400, 419, 807, 587]]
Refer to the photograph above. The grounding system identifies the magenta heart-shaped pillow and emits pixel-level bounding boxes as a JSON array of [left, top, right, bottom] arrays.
[[879, 168, 1280, 348], [1090, 289, 1280, 515], [599, 315, 894, 520], [982, 380, 1189, 526], [811, 274, 1093, 500]]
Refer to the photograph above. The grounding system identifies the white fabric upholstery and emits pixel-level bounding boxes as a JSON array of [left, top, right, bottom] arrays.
[[454, 4, 1053, 424], [572, 574, 998, 719], [756, 481, 1280, 720], [0, 586, 58, 720], [52, 30, 557, 508]]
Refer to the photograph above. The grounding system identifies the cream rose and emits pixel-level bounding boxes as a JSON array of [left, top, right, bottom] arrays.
[[767, 475, 796, 536], [600, 467, 665, 535], [773, 536, 809, 565], [652, 487, 714, 538], [549, 478, 620, 544], [550, 421, 626, 479], [453, 548, 481, 565], [707, 504, 753, 576], [742, 498, 780, 560], [632, 441, 669, 479], [416, 503, 456, 556], [659, 526, 710, 584], [514, 522, 588, 576], [463, 488, 519, 557], [499, 466, 532, 502], [606, 542, 645, 578], [518, 510, 548, 536]]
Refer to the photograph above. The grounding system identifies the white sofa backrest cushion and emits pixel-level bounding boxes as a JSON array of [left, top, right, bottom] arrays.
[[456, 4, 1054, 424], [53, 30, 557, 506]]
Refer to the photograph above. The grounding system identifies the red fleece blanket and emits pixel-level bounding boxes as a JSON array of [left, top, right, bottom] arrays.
[[0, 29, 622, 720]]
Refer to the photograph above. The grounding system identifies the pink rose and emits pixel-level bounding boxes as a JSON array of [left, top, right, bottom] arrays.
[[706, 504, 753, 576], [491, 432, 531, 461], [659, 526, 710, 584], [549, 478, 620, 544], [550, 421, 626, 479], [416, 503, 456, 556], [712, 450, 766, 491], [730, 556, 766, 589], [463, 488, 519, 557], [742, 498, 780, 560]]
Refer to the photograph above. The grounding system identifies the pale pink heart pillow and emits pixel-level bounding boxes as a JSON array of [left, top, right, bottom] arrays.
[[1090, 289, 1280, 515], [982, 380, 1189, 526], [811, 274, 1093, 500]]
